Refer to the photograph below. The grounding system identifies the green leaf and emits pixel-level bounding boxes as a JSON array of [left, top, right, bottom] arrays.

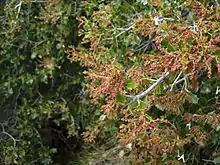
[[126, 79, 137, 89], [162, 39, 169, 46], [127, 102, 139, 110], [155, 104, 165, 110], [216, 125, 220, 132], [50, 148, 57, 154], [214, 157, 220, 165], [167, 43, 175, 52], [143, 157, 151, 163], [160, 21, 168, 30], [161, 39, 175, 52], [116, 93, 126, 104], [187, 92, 199, 104], [139, 97, 148, 109], [213, 50, 220, 57], [115, 0, 122, 9], [187, 37, 195, 45], [178, 40, 184, 51], [187, 12, 195, 24]]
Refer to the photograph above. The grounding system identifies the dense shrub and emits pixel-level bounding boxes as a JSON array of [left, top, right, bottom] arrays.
[[0, 0, 97, 164], [67, 0, 220, 164], [1, 0, 220, 165]]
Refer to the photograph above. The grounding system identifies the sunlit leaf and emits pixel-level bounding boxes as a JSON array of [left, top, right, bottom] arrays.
[[187, 92, 199, 104], [126, 79, 137, 89]]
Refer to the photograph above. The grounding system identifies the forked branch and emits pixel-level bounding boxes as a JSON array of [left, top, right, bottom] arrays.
[[125, 72, 170, 102]]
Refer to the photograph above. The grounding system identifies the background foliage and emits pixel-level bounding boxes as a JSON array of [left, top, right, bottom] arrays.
[[0, 0, 98, 164], [0, 0, 220, 165]]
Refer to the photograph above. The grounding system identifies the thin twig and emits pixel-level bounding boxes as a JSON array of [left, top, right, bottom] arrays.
[[184, 76, 190, 92], [141, 78, 157, 82], [0, 122, 19, 147], [176, 73, 190, 85], [1, 132, 17, 147], [170, 71, 182, 92], [164, 73, 190, 91], [202, 159, 214, 163], [15, 0, 23, 19], [212, 0, 219, 6], [103, 24, 135, 41], [31, 0, 45, 2]]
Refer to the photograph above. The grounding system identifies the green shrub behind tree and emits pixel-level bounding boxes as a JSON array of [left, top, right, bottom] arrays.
[[0, 0, 97, 164]]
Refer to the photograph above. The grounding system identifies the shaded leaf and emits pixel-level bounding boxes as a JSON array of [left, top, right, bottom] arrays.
[[187, 92, 199, 104], [187, 12, 195, 24], [116, 93, 126, 104]]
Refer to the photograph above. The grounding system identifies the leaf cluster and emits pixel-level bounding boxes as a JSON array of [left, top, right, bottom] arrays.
[[67, 0, 220, 164]]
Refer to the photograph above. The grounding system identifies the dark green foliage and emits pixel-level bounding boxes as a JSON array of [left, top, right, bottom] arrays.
[[0, 0, 97, 164], [1, 0, 220, 165]]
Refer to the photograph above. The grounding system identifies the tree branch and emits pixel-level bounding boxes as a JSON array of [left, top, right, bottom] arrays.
[[125, 72, 170, 102], [1, 132, 17, 147], [103, 24, 135, 41], [0, 123, 18, 147], [170, 71, 182, 92], [15, 0, 22, 19], [164, 73, 191, 91]]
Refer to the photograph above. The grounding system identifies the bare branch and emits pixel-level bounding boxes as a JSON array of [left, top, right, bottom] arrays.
[[212, 0, 219, 6], [125, 72, 170, 102], [202, 159, 214, 163], [1, 132, 17, 147], [115, 24, 135, 37], [164, 73, 190, 91], [154, 16, 175, 26], [15, 0, 22, 19], [103, 24, 135, 41], [141, 77, 157, 82], [31, 0, 45, 2], [175, 73, 190, 85], [0, 122, 18, 147], [170, 71, 183, 92], [184, 76, 190, 92]]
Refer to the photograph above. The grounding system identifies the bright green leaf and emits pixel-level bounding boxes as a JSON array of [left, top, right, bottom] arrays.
[[155, 104, 165, 110], [126, 79, 137, 89], [214, 50, 220, 57], [216, 125, 220, 132]]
